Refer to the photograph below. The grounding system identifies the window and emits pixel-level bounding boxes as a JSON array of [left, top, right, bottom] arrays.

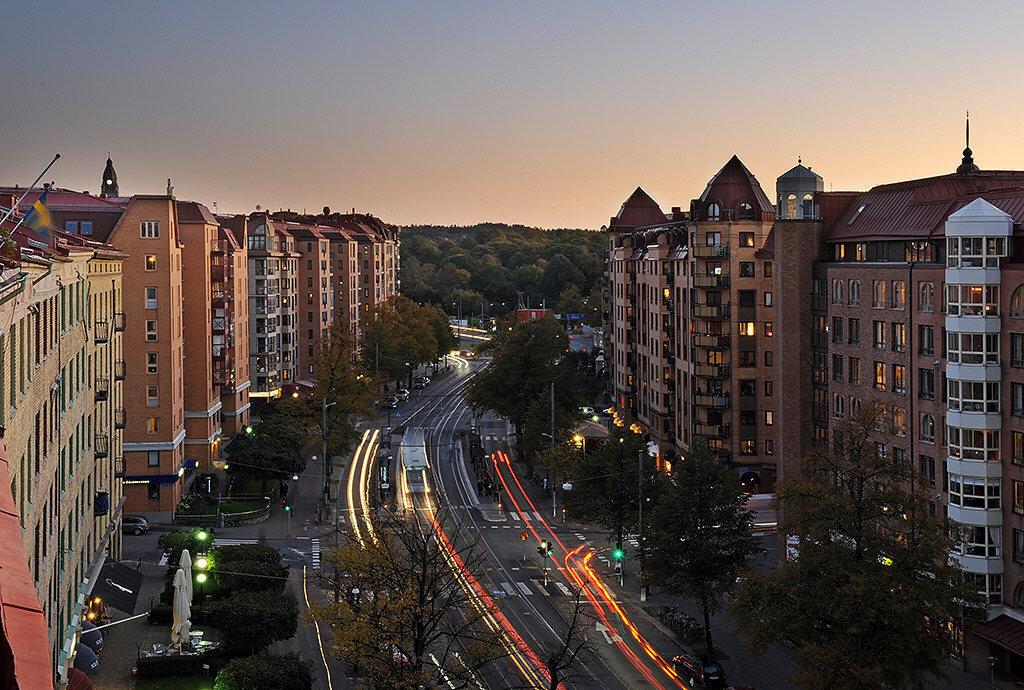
[[832, 279, 844, 304], [705, 232, 721, 246], [1013, 333, 1024, 367], [146, 385, 158, 408], [947, 236, 1006, 269], [764, 291, 773, 307], [1017, 481, 1024, 515], [146, 320, 157, 342], [849, 357, 861, 385], [874, 361, 887, 390], [893, 406, 907, 436], [785, 194, 797, 218], [919, 369, 935, 400], [739, 351, 755, 367], [893, 365, 906, 394], [145, 255, 157, 271], [65, 220, 78, 233], [947, 426, 1000, 461], [832, 354, 844, 382], [147, 451, 159, 467], [850, 397, 861, 415], [739, 232, 754, 247], [706, 202, 721, 221], [739, 380, 756, 397], [848, 280, 860, 305], [148, 483, 160, 500], [140, 221, 160, 238], [891, 323, 906, 352], [765, 410, 774, 426], [765, 440, 774, 455], [739, 440, 755, 455], [946, 332, 999, 364], [764, 380, 773, 397], [946, 284, 999, 316], [764, 322, 773, 337], [919, 455, 936, 486], [740, 410, 756, 426], [1014, 530, 1024, 565], [147, 353, 158, 374], [739, 262, 754, 277], [763, 262, 772, 278], [918, 282, 934, 312], [872, 280, 887, 308], [960, 525, 1001, 557], [145, 287, 157, 309], [848, 318, 860, 345], [739, 203, 754, 220], [891, 281, 906, 309], [949, 474, 1001, 509], [833, 394, 846, 419], [919, 325, 934, 355], [947, 380, 1000, 413], [1012, 285, 1024, 318], [1013, 431, 1024, 466], [764, 350, 773, 367], [739, 290, 755, 307], [831, 317, 844, 344], [146, 417, 159, 434], [1014, 382, 1024, 416], [872, 321, 886, 348], [738, 322, 755, 337]]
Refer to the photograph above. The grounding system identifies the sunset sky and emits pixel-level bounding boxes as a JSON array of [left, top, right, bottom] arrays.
[[4, 1, 1023, 228]]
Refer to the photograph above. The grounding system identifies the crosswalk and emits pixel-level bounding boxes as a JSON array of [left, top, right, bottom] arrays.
[[489, 578, 603, 599], [213, 537, 259, 546], [508, 511, 542, 522], [311, 538, 321, 571]]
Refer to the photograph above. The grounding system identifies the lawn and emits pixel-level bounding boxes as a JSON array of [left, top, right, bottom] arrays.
[[218, 499, 267, 514], [136, 673, 214, 690]]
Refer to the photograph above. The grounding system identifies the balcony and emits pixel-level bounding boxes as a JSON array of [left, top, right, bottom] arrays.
[[694, 334, 730, 349], [114, 453, 125, 479], [694, 274, 730, 289], [114, 360, 126, 381], [94, 320, 110, 344], [113, 312, 126, 332], [695, 393, 730, 408], [114, 407, 126, 430], [694, 363, 730, 378], [95, 434, 109, 459], [695, 423, 731, 439], [692, 303, 731, 319], [94, 377, 110, 402], [93, 491, 110, 517], [693, 243, 730, 258]]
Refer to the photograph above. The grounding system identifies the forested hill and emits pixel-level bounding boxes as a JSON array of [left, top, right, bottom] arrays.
[[399, 224, 606, 318]]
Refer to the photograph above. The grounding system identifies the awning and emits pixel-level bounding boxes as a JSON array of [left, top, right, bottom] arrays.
[[91, 561, 143, 614], [974, 615, 1024, 657]]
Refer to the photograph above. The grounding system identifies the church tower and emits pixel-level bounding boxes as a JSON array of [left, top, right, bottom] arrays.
[[100, 156, 119, 197]]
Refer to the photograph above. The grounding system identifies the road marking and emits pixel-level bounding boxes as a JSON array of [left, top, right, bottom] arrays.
[[515, 582, 534, 596], [311, 538, 321, 571], [501, 582, 516, 596], [213, 538, 259, 546], [530, 579, 550, 596], [532, 512, 541, 522], [510, 513, 520, 522], [554, 582, 571, 596], [522, 512, 531, 522], [596, 622, 624, 645]]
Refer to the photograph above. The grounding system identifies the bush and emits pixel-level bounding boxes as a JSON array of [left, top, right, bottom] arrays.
[[214, 543, 281, 565], [136, 647, 229, 678], [175, 493, 217, 516], [214, 653, 311, 690], [215, 559, 288, 594], [211, 591, 299, 654], [158, 529, 215, 564]]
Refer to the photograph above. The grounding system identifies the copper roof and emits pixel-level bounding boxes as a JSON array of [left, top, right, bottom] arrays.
[[610, 187, 667, 229], [175, 200, 217, 225], [824, 171, 1024, 241], [696, 155, 775, 217]]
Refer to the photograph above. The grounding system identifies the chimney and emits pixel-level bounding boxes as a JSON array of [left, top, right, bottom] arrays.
[[323, 206, 331, 215]]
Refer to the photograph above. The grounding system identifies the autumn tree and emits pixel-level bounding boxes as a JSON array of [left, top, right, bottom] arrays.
[[310, 509, 505, 689], [310, 324, 374, 458], [225, 398, 310, 490], [732, 402, 978, 689], [361, 295, 437, 388], [644, 438, 759, 656]]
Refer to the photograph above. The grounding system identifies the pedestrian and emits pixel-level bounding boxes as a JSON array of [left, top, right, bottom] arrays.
[[477, 480, 484, 495], [314, 508, 320, 526]]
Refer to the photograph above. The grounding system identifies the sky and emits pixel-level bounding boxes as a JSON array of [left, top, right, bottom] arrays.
[[3, 1, 1023, 229]]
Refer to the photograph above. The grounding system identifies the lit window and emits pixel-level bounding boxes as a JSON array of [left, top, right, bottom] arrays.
[[738, 322, 755, 337], [764, 292, 773, 307], [891, 281, 906, 309], [874, 361, 887, 390], [146, 417, 159, 434], [739, 439, 755, 455], [145, 255, 157, 271], [739, 232, 754, 247], [765, 410, 774, 426], [764, 322, 773, 337]]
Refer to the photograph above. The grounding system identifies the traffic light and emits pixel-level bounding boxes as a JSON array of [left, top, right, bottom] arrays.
[[612, 548, 624, 560], [244, 425, 254, 436], [284, 502, 291, 512], [537, 540, 554, 557]]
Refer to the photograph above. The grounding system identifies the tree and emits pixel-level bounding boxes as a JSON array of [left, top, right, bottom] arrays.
[[310, 509, 505, 689], [465, 316, 579, 471], [212, 591, 299, 655], [361, 295, 437, 387], [225, 401, 310, 490], [158, 529, 214, 565], [423, 304, 458, 364], [311, 325, 374, 458], [732, 402, 978, 689], [555, 285, 584, 315], [215, 559, 288, 595], [540, 590, 594, 690], [215, 653, 312, 690], [644, 439, 759, 657]]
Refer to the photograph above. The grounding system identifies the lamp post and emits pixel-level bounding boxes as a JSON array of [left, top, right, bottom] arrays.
[[321, 399, 337, 510]]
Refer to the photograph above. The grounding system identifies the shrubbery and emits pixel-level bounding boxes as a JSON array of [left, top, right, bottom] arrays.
[[211, 591, 299, 654], [214, 653, 311, 690]]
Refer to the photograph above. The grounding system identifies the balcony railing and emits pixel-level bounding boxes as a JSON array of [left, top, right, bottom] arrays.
[[94, 320, 110, 344], [694, 274, 730, 289], [94, 378, 110, 402], [114, 360, 126, 381], [695, 423, 731, 439], [114, 453, 124, 478], [691, 304, 731, 319], [694, 334, 730, 348], [695, 393, 730, 408], [113, 312, 126, 332], [692, 243, 730, 258], [114, 408, 126, 430], [694, 364, 730, 378], [95, 434, 109, 459]]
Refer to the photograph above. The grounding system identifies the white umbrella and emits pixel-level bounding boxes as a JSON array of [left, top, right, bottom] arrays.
[[179, 549, 193, 604], [171, 567, 192, 650]]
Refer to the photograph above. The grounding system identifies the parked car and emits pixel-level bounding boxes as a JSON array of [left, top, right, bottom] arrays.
[[672, 653, 726, 689], [413, 376, 430, 389], [122, 516, 150, 536], [385, 396, 399, 409], [396, 388, 411, 401]]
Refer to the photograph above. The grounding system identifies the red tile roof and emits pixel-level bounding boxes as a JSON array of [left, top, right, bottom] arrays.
[[610, 187, 667, 229], [0, 187, 126, 213], [176, 201, 217, 225], [0, 438, 53, 690], [695, 155, 775, 219]]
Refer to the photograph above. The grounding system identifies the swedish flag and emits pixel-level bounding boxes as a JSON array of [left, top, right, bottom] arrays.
[[24, 189, 53, 240]]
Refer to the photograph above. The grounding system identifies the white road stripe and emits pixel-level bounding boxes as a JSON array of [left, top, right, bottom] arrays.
[[213, 538, 259, 546], [501, 582, 516, 596], [516, 582, 534, 596], [530, 579, 550, 596], [555, 582, 571, 596], [510, 513, 520, 521]]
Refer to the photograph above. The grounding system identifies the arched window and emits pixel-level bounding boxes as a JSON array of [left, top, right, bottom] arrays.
[[706, 202, 721, 221], [918, 282, 934, 313], [850, 397, 861, 416], [1011, 285, 1024, 319], [833, 393, 845, 419], [786, 194, 797, 219], [920, 413, 935, 443], [738, 202, 753, 220], [849, 280, 860, 306], [832, 279, 844, 305], [802, 193, 814, 218], [893, 406, 907, 437], [873, 280, 887, 308], [1015, 581, 1024, 610]]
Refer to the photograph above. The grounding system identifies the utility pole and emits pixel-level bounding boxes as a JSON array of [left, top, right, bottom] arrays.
[[638, 448, 647, 602], [321, 398, 329, 509], [550, 381, 557, 518]]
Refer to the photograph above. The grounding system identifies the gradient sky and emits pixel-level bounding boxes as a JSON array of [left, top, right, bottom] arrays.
[[3, 1, 1023, 228]]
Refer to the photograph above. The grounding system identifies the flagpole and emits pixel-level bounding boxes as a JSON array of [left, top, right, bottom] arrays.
[[0, 153, 61, 228]]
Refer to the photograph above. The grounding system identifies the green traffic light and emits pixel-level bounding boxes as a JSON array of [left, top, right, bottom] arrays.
[[284, 504, 291, 512], [613, 549, 624, 560]]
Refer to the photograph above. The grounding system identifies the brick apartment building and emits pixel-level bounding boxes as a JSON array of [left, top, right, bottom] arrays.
[[606, 145, 1024, 673], [0, 199, 126, 683]]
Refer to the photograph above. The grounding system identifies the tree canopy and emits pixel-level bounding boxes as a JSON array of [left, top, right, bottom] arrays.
[[361, 295, 439, 385]]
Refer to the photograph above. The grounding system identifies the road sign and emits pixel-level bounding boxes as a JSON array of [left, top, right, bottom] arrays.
[[381, 482, 391, 490], [519, 531, 529, 541]]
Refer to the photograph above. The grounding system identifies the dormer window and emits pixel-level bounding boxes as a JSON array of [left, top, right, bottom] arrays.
[[707, 202, 721, 221], [738, 202, 753, 220]]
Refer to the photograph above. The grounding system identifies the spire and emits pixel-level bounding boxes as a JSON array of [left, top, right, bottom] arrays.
[[100, 156, 119, 197], [957, 111, 979, 174]]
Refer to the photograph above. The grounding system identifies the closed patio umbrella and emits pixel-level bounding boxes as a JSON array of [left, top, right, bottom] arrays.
[[179, 548, 194, 603], [171, 567, 192, 650]]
